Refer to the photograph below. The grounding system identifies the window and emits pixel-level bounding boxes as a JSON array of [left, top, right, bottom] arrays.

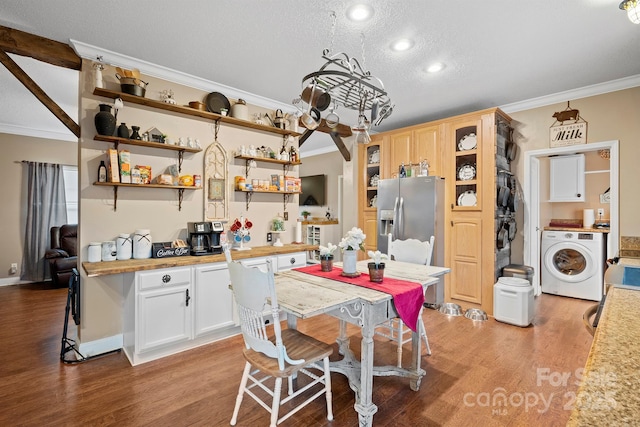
[[62, 165, 78, 224]]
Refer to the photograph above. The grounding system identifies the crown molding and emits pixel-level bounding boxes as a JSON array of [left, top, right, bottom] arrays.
[[0, 123, 77, 142], [500, 74, 640, 113], [70, 40, 298, 115]]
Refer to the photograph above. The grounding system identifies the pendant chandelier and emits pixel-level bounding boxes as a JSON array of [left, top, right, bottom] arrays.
[[296, 12, 393, 144]]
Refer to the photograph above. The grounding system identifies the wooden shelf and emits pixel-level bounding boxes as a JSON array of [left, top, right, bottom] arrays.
[[93, 181, 200, 211], [456, 149, 478, 156], [94, 88, 302, 137], [94, 135, 201, 153], [94, 182, 200, 190], [235, 189, 300, 195], [455, 179, 478, 185], [234, 154, 300, 166], [367, 162, 380, 168]]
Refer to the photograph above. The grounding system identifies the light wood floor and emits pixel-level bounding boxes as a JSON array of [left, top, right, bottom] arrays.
[[0, 282, 594, 426]]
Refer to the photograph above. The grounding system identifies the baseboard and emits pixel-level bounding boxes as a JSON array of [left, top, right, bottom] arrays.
[[0, 277, 29, 287], [78, 334, 123, 358]]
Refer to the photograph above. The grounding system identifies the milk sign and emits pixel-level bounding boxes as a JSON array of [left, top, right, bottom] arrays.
[[550, 122, 587, 147], [549, 105, 587, 148]]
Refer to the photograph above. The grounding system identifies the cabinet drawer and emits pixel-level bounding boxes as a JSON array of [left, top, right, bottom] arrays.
[[277, 252, 306, 271], [137, 267, 191, 291]]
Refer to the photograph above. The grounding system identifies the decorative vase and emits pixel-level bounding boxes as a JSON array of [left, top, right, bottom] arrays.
[[94, 104, 116, 136], [320, 255, 334, 272], [368, 262, 385, 283], [118, 122, 130, 139], [342, 249, 358, 275]]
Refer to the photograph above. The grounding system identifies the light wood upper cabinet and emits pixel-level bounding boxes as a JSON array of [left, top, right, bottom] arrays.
[[413, 125, 441, 177], [382, 125, 441, 178], [385, 130, 412, 178]]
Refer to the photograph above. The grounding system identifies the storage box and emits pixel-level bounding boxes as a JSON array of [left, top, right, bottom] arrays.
[[108, 148, 120, 182], [119, 150, 131, 183], [494, 277, 534, 327], [152, 242, 190, 258]]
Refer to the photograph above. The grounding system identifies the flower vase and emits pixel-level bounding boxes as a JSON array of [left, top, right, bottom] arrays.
[[368, 262, 385, 283], [94, 104, 116, 136], [342, 249, 358, 275], [320, 255, 333, 272]]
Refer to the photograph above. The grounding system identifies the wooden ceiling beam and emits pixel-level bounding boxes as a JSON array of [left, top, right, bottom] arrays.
[[0, 25, 81, 70], [0, 49, 80, 137], [330, 131, 351, 162]]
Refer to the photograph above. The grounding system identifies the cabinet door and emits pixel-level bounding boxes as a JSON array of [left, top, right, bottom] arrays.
[[412, 125, 440, 176], [550, 154, 585, 202], [138, 284, 192, 353], [386, 130, 412, 177], [449, 217, 482, 304], [193, 263, 233, 337], [362, 210, 378, 253]]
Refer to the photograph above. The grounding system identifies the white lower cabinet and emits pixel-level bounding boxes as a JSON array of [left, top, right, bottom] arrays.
[[123, 251, 306, 365], [193, 263, 233, 337], [136, 267, 192, 353]]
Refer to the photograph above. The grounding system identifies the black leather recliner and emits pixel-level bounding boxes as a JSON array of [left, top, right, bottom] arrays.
[[45, 224, 78, 288]]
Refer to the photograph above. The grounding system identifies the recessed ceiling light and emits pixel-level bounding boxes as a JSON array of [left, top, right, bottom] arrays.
[[426, 62, 446, 73], [391, 38, 414, 52], [346, 4, 373, 21]]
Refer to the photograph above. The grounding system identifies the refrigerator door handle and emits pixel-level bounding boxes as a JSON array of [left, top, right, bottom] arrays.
[[392, 196, 400, 239], [398, 197, 404, 238]]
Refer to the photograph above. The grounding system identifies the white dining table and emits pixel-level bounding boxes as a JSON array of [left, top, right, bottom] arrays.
[[275, 259, 450, 427]]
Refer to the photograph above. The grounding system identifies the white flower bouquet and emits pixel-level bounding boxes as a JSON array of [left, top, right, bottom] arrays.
[[367, 250, 388, 266], [338, 227, 367, 252]]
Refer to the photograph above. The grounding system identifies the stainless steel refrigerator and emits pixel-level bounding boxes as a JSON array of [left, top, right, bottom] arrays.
[[377, 176, 445, 304]]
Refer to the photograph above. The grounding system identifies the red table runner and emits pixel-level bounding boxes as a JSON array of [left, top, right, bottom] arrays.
[[293, 265, 425, 332]]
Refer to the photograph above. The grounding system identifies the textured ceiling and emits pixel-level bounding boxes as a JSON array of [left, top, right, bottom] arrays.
[[1, 0, 639, 153]]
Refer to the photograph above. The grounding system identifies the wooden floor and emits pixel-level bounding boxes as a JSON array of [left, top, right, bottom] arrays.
[[0, 282, 594, 426]]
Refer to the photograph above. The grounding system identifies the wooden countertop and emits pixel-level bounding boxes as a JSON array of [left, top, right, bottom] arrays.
[[543, 226, 609, 233], [567, 286, 640, 426], [82, 244, 317, 277]]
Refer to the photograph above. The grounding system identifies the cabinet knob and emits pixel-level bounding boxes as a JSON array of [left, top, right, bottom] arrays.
[[162, 274, 171, 283], [290, 257, 295, 265], [577, 193, 581, 197]]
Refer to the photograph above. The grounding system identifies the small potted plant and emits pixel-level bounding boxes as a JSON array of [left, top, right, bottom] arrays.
[[367, 250, 388, 282], [319, 243, 337, 272], [301, 210, 311, 220]]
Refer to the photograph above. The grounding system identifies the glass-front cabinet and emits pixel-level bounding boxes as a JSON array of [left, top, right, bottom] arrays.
[[452, 120, 482, 211]]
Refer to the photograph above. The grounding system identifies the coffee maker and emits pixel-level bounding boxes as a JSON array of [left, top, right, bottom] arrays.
[[187, 221, 224, 255]]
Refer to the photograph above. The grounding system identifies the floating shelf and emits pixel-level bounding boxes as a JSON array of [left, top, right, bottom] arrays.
[[94, 135, 201, 153], [93, 181, 200, 211], [93, 88, 302, 137]]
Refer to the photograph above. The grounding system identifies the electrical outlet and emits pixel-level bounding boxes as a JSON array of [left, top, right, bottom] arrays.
[[10, 263, 17, 274], [597, 208, 605, 218], [266, 232, 272, 243]]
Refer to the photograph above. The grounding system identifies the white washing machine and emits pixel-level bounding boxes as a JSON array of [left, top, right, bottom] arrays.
[[541, 230, 605, 301]]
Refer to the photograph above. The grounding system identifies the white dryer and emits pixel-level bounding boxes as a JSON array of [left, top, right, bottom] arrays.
[[541, 230, 605, 301]]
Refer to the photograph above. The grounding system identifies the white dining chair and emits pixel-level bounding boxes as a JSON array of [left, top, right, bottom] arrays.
[[375, 234, 434, 367], [225, 249, 333, 427]]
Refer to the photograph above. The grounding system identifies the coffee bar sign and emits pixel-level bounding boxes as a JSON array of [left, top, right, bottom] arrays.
[[549, 103, 588, 148]]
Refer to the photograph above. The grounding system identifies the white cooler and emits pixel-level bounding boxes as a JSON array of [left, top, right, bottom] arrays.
[[494, 277, 534, 327]]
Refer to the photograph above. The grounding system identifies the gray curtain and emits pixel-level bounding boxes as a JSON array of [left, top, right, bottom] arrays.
[[21, 162, 68, 282]]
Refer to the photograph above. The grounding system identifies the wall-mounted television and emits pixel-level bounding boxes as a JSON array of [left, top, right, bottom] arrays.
[[299, 174, 326, 206]]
